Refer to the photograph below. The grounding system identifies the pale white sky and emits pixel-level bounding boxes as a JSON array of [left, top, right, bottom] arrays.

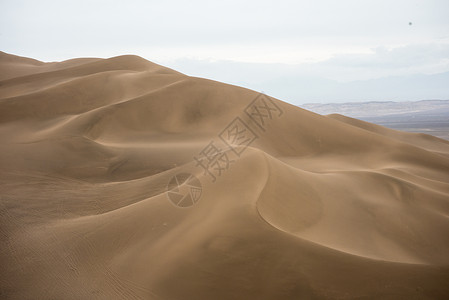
[[1, 0, 448, 103]]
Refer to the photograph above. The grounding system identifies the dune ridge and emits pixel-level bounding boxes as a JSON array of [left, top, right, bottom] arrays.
[[1, 52, 449, 299]]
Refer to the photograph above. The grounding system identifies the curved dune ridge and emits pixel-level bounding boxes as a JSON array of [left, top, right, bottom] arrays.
[[1, 51, 449, 299]]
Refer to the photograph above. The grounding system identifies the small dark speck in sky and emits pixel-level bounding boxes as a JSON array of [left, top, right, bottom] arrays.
[[409, 22, 413, 26]]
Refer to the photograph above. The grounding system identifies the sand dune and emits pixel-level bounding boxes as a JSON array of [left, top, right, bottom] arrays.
[[1, 51, 449, 299]]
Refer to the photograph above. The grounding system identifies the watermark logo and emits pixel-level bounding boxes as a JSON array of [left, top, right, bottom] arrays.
[[167, 173, 202, 207]]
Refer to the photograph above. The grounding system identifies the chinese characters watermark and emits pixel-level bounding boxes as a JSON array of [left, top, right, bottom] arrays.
[[167, 93, 283, 207]]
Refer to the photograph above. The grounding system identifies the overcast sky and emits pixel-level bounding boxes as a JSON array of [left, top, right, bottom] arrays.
[[1, 0, 448, 103]]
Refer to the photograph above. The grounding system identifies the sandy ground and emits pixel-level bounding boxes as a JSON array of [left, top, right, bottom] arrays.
[[1, 51, 449, 299]]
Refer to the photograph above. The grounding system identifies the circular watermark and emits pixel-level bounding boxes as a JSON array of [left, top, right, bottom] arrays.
[[167, 173, 202, 207]]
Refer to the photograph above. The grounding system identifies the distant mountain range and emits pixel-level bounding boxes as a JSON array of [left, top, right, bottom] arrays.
[[301, 100, 449, 140], [301, 100, 449, 117], [168, 59, 449, 104], [264, 72, 449, 104]]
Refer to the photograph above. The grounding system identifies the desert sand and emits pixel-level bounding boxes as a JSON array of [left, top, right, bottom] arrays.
[[1, 51, 449, 299]]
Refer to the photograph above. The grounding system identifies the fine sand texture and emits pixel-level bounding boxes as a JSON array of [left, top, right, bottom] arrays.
[[1, 51, 449, 299]]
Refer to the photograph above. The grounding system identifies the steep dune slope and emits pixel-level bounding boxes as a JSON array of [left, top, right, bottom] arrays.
[[1, 52, 448, 299]]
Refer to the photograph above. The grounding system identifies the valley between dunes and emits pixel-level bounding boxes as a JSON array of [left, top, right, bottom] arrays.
[[1, 51, 449, 299]]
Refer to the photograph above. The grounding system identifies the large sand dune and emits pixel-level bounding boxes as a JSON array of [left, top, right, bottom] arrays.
[[1, 51, 449, 299]]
